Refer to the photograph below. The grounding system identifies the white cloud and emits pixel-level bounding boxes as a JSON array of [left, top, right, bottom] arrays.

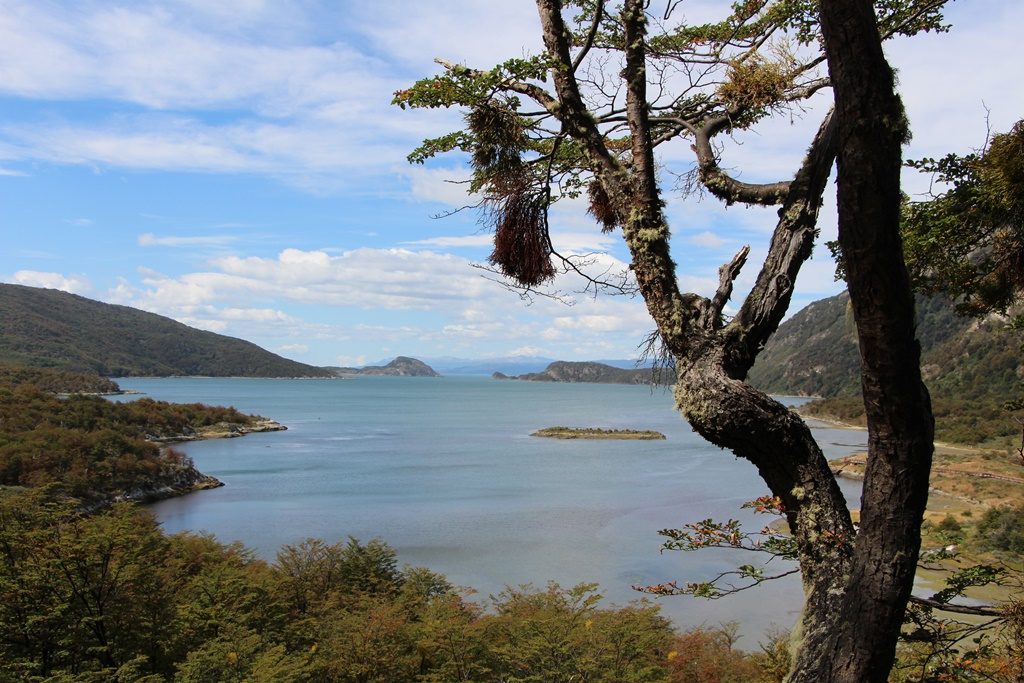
[[352, 2, 543, 70], [8, 270, 90, 294], [405, 166, 477, 206], [0, 2, 381, 114], [404, 234, 492, 248], [280, 343, 309, 354], [689, 230, 725, 248], [220, 307, 295, 323], [508, 346, 549, 357], [139, 232, 238, 247]]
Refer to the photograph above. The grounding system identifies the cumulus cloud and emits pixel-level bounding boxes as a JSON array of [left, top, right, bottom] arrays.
[[8, 270, 90, 294], [98, 241, 656, 361]]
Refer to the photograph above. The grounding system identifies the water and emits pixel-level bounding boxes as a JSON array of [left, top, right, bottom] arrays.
[[114, 376, 867, 643]]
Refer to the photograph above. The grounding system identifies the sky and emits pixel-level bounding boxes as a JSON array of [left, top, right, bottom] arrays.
[[1, 1, 1021, 368]]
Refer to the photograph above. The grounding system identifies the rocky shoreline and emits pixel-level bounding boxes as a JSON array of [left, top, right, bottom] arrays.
[[149, 418, 287, 443], [82, 419, 288, 511]]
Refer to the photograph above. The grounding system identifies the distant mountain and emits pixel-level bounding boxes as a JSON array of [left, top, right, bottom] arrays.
[[417, 356, 650, 376], [495, 360, 668, 385], [329, 356, 440, 377], [748, 291, 1022, 401], [419, 356, 556, 376], [0, 284, 333, 378]]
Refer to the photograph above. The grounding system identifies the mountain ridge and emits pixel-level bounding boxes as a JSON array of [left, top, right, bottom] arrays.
[[0, 284, 333, 378], [494, 360, 668, 385]]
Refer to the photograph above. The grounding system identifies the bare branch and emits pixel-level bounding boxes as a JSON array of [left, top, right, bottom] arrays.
[[572, 1, 605, 72], [711, 245, 750, 322], [726, 109, 839, 376], [908, 595, 1004, 618]]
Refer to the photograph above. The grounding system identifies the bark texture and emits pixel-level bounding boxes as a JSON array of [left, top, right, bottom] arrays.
[[814, 1, 936, 681]]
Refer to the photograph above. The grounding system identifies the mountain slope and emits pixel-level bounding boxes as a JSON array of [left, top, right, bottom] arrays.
[[495, 361, 667, 385], [0, 284, 332, 378], [748, 291, 1022, 400], [748, 291, 1023, 445]]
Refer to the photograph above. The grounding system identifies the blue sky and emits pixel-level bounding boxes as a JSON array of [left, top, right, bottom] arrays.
[[1, 1, 1021, 367]]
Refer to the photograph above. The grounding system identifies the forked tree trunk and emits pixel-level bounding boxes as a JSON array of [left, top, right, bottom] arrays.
[[533, 1, 932, 680]]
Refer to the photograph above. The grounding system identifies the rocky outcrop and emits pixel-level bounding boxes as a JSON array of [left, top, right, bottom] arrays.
[[330, 356, 440, 377], [112, 465, 224, 505]]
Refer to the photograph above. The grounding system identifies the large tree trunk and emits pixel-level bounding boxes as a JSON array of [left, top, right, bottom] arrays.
[[534, 1, 930, 680], [804, 2, 936, 681]]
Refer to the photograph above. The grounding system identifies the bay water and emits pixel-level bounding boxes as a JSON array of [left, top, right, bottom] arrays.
[[116, 376, 866, 642]]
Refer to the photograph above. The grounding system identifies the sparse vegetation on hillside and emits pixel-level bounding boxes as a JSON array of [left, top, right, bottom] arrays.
[[750, 291, 1023, 447]]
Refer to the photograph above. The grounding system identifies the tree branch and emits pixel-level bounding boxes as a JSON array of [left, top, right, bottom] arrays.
[[908, 595, 1004, 618], [434, 58, 562, 115], [710, 246, 750, 322], [725, 109, 838, 377], [571, 0, 605, 72]]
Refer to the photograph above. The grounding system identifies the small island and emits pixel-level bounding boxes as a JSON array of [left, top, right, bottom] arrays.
[[531, 426, 666, 440]]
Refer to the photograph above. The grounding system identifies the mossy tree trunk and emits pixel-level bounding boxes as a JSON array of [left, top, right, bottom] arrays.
[[539, 2, 930, 680], [812, 1, 935, 680]]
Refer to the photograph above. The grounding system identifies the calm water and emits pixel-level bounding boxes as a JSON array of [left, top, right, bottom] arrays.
[[115, 376, 866, 641]]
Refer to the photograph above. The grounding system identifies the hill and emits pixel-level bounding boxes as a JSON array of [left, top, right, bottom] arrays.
[[748, 291, 1021, 399], [328, 356, 440, 377], [494, 361, 667, 385], [0, 284, 333, 378], [748, 291, 1023, 445], [0, 364, 121, 394]]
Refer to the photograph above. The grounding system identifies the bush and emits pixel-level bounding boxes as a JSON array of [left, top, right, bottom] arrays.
[[976, 504, 1024, 554]]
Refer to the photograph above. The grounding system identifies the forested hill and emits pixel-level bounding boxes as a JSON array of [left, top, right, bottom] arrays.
[[748, 291, 1022, 401], [0, 284, 333, 377]]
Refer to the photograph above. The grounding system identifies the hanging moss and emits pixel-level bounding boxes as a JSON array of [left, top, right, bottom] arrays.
[[466, 100, 526, 189], [488, 187, 555, 287], [587, 179, 621, 233]]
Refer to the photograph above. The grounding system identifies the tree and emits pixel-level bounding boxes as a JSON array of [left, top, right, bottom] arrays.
[[816, 1, 934, 680], [396, 1, 947, 680], [901, 120, 1024, 322]]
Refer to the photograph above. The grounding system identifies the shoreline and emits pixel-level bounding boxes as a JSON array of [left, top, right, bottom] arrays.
[[149, 418, 287, 444], [106, 419, 288, 510]]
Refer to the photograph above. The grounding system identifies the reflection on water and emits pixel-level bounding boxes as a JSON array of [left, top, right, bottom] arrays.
[[117, 376, 866, 640]]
